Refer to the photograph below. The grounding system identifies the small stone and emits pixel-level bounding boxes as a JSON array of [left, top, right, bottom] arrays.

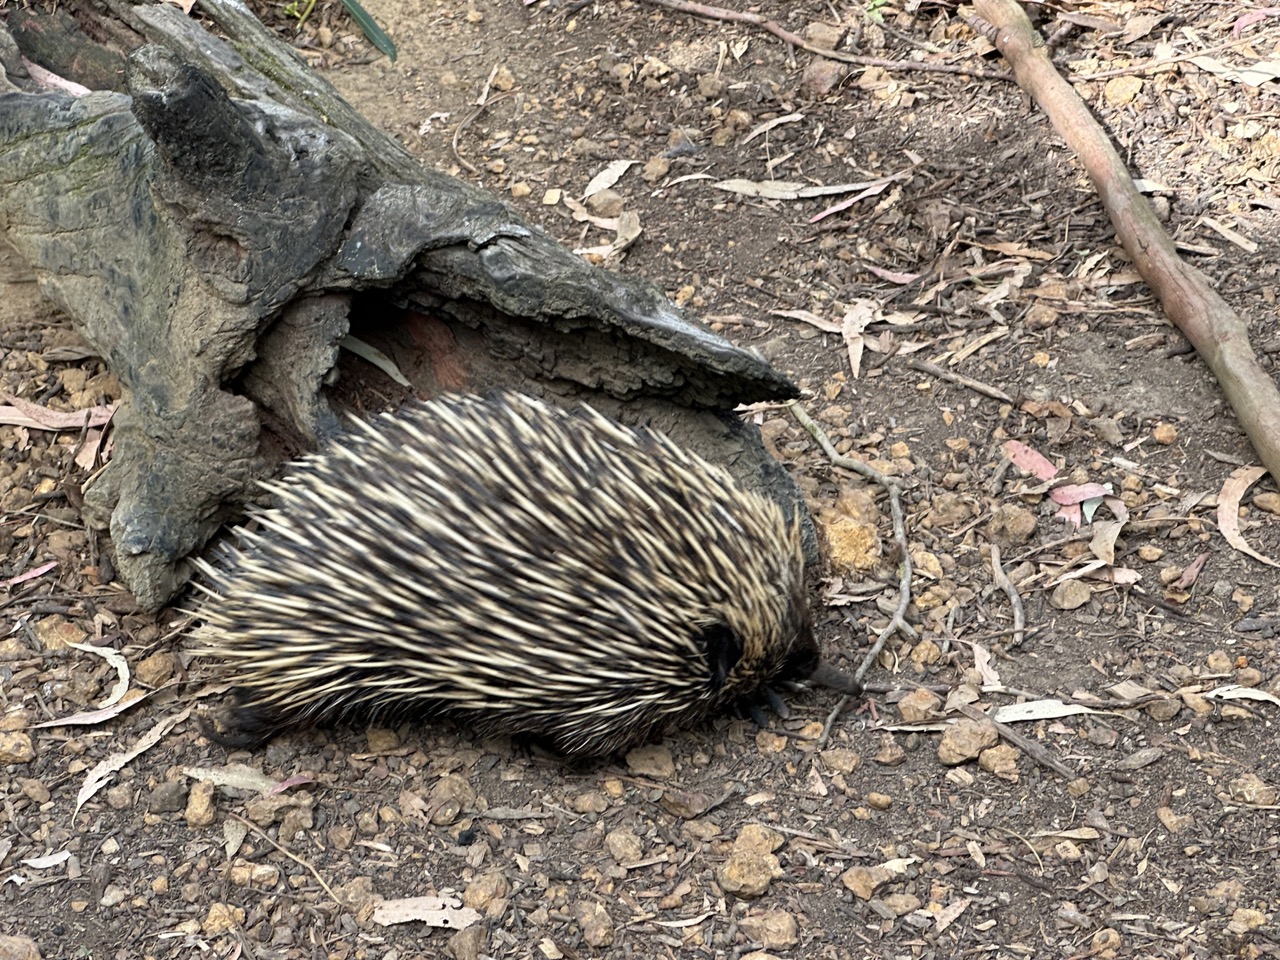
[[570, 791, 607, 814], [1049, 579, 1092, 610], [1227, 908, 1268, 934], [1136, 545, 1164, 561], [754, 730, 787, 753], [605, 829, 644, 864], [978, 743, 1020, 781], [873, 733, 906, 766], [1157, 806, 1194, 833], [365, 727, 399, 752], [1145, 697, 1181, 722], [1236, 667, 1263, 687], [18, 778, 50, 803], [908, 637, 942, 668], [428, 774, 476, 825], [0, 935, 42, 960], [820, 748, 860, 774], [1228, 773, 1278, 806], [1090, 928, 1123, 958], [334, 876, 377, 911], [105, 784, 133, 810], [585, 188, 625, 218], [716, 851, 782, 898], [149, 780, 188, 814], [987, 504, 1037, 545], [571, 901, 614, 947], [201, 902, 246, 936], [99, 885, 128, 907], [659, 788, 710, 819], [625, 744, 675, 779], [641, 156, 670, 183], [739, 909, 798, 949], [882, 893, 921, 916], [865, 792, 892, 810], [897, 687, 942, 722], [446, 925, 489, 960], [1055, 840, 1083, 861], [802, 57, 844, 96], [734, 823, 783, 854], [185, 780, 216, 828], [840, 864, 894, 900], [32, 615, 85, 650], [1205, 649, 1233, 672], [1253, 492, 1280, 515], [136, 651, 175, 687], [1104, 75, 1143, 107], [228, 861, 281, 887], [462, 871, 511, 916], [1151, 421, 1178, 445], [938, 718, 999, 765]]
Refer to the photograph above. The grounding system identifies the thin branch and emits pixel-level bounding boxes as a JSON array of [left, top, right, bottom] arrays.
[[954, 701, 1076, 780], [787, 400, 917, 689], [988, 543, 1026, 647], [229, 812, 341, 907], [905, 357, 1014, 404], [639, 0, 1010, 80]]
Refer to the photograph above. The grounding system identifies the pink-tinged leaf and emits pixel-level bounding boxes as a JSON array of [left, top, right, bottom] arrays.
[[1218, 466, 1280, 568], [267, 774, 318, 796], [0, 396, 119, 431], [1056, 502, 1082, 528], [1003, 440, 1058, 481], [1051, 483, 1110, 505], [2, 560, 58, 589], [1172, 551, 1212, 590]]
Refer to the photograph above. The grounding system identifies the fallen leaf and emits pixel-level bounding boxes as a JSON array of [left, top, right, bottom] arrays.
[[583, 159, 637, 199], [1217, 466, 1279, 567], [1003, 440, 1058, 481], [75, 709, 192, 818], [372, 895, 482, 930], [66, 642, 130, 708]]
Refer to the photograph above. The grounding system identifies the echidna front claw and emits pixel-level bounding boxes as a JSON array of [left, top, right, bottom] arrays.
[[763, 686, 791, 720]]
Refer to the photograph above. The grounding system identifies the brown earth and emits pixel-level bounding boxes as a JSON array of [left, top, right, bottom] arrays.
[[2, 1, 1280, 958]]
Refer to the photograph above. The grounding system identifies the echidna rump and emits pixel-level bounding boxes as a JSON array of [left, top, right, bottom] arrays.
[[195, 391, 859, 756]]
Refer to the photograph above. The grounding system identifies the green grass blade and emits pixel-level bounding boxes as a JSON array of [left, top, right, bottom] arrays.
[[339, 0, 398, 61]]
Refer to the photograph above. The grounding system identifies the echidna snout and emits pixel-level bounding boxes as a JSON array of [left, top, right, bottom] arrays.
[[195, 391, 858, 756]]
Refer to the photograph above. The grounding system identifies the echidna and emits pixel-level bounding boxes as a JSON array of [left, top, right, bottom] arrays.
[[195, 391, 859, 756]]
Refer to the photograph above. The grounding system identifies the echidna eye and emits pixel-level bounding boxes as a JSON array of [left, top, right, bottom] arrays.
[[700, 624, 743, 690]]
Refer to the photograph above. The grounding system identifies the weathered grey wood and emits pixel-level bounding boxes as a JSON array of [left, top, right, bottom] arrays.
[[0, 1, 804, 611]]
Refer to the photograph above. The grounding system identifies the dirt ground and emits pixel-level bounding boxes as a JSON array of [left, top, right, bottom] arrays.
[[3, 0, 1280, 958]]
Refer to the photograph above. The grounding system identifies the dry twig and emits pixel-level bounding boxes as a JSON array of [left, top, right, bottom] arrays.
[[954, 701, 1075, 779], [787, 400, 917, 688], [640, 0, 1009, 80], [988, 543, 1026, 647], [229, 812, 341, 907], [905, 357, 1014, 404]]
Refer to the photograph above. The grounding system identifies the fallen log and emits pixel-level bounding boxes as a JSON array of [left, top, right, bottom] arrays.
[[0, 1, 802, 609]]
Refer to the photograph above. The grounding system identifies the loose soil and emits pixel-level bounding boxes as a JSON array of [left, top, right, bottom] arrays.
[[2, 1, 1279, 958]]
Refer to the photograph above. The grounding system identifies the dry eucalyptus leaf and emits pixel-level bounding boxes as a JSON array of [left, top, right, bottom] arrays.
[[372, 896, 482, 930]]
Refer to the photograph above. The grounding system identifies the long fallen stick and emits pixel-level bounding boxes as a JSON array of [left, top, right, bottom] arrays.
[[973, 0, 1280, 482]]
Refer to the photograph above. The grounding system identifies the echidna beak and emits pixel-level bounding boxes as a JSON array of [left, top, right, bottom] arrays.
[[807, 661, 862, 697]]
